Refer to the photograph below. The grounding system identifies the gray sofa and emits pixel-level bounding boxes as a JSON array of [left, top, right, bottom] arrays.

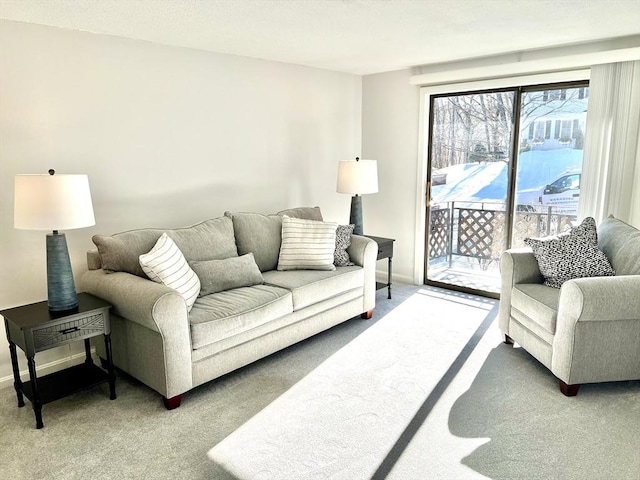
[[79, 207, 377, 408], [499, 215, 640, 396]]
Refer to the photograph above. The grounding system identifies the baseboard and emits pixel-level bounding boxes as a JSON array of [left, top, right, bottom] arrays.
[[375, 269, 414, 286], [0, 348, 95, 391]]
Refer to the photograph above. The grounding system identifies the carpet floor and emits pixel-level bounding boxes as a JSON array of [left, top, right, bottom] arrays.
[[0, 284, 638, 479]]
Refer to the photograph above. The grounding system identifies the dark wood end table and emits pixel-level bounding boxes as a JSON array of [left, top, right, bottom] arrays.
[[364, 235, 395, 299], [2, 292, 116, 429]]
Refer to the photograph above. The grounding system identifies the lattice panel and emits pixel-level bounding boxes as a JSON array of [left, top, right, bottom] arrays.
[[457, 208, 504, 260], [429, 208, 450, 259]]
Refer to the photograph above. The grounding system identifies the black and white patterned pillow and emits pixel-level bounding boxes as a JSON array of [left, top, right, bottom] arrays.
[[524, 217, 615, 288], [334, 224, 355, 266]]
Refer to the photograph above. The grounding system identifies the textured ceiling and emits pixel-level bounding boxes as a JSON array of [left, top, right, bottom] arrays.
[[1, 0, 640, 75]]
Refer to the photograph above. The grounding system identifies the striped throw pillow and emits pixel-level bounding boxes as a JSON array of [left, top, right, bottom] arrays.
[[277, 216, 338, 271], [139, 233, 201, 312]]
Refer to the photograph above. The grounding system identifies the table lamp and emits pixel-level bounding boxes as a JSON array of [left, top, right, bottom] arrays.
[[14, 170, 95, 312], [336, 157, 378, 235]]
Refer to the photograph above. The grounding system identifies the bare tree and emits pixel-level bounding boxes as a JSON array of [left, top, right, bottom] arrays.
[[430, 87, 587, 169]]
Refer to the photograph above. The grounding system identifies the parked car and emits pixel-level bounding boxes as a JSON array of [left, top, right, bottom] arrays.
[[539, 172, 580, 214]]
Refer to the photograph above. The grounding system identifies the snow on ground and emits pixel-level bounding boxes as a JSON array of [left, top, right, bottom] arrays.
[[431, 149, 583, 204]]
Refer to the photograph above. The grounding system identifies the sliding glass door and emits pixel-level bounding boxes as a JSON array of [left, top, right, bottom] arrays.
[[509, 86, 589, 248], [424, 82, 589, 296]]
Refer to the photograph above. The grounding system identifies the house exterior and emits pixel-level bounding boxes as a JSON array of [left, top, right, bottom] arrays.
[[522, 87, 589, 151]]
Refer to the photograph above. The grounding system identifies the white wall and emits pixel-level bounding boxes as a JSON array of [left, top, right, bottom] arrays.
[[361, 69, 420, 284], [0, 20, 362, 385]]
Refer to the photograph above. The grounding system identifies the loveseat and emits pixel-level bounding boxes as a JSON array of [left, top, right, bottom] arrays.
[[499, 215, 640, 396], [79, 207, 377, 408]]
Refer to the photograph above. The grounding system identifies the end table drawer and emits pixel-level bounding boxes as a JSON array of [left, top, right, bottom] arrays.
[[33, 312, 106, 350], [377, 243, 393, 260]]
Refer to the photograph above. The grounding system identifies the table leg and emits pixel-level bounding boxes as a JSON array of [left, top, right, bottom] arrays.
[[84, 338, 94, 365], [27, 356, 43, 429], [104, 334, 116, 400], [8, 342, 25, 408], [387, 256, 393, 299]]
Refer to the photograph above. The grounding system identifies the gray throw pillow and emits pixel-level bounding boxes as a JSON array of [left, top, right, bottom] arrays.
[[524, 217, 615, 288], [93, 230, 160, 277], [276, 206, 323, 221], [225, 211, 283, 272], [93, 217, 238, 277], [190, 253, 264, 296], [334, 224, 355, 266]]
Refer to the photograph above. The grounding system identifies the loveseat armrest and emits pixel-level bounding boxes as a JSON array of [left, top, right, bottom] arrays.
[[558, 275, 640, 323], [499, 248, 545, 332], [500, 248, 544, 286], [552, 275, 640, 384]]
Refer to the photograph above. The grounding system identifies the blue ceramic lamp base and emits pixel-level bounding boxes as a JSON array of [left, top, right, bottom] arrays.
[[46, 232, 79, 312], [349, 195, 364, 236]]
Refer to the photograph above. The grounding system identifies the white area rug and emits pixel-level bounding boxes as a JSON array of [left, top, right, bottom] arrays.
[[208, 288, 497, 479]]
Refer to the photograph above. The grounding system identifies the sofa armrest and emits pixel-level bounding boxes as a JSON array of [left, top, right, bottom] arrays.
[[552, 275, 640, 384], [498, 248, 544, 332], [87, 249, 102, 270], [79, 269, 188, 334], [347, 235, 378, 313], [347, 235, 373, 266], [79, 268, 193, 398]]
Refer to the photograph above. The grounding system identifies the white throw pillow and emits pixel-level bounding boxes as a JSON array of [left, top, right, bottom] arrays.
[[277, 216, 337, 271], [139, 233, 201, 311]]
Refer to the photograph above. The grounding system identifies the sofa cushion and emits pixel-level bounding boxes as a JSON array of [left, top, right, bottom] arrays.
[[277, 206, 323, 221], [93, 217, 237, 277], [139, 233, 200, 312], [263, 265, 363, 310], [191, 287, 363, 363], [511, 283, 559, 336], [190, 253, 264, 296], [524, 217, 615, 288], [189, 285, 292, 350], [334, 224, 355, 266], [225, 211, 283, 272], [277, 216, 338, 271], [598, 215, 640, 275]]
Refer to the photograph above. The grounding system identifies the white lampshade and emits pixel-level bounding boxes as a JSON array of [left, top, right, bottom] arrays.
[[15, 173, 95, 231], [336, 159, 379, 195]]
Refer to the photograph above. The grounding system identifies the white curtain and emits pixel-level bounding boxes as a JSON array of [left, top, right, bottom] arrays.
[[579, 60, 640, 226]]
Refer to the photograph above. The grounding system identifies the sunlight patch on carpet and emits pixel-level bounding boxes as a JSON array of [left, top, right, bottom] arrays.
[[208, 288, 496, 480]]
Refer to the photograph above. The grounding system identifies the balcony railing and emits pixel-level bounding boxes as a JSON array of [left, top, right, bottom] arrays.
[[429, 201, 577, 268]]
